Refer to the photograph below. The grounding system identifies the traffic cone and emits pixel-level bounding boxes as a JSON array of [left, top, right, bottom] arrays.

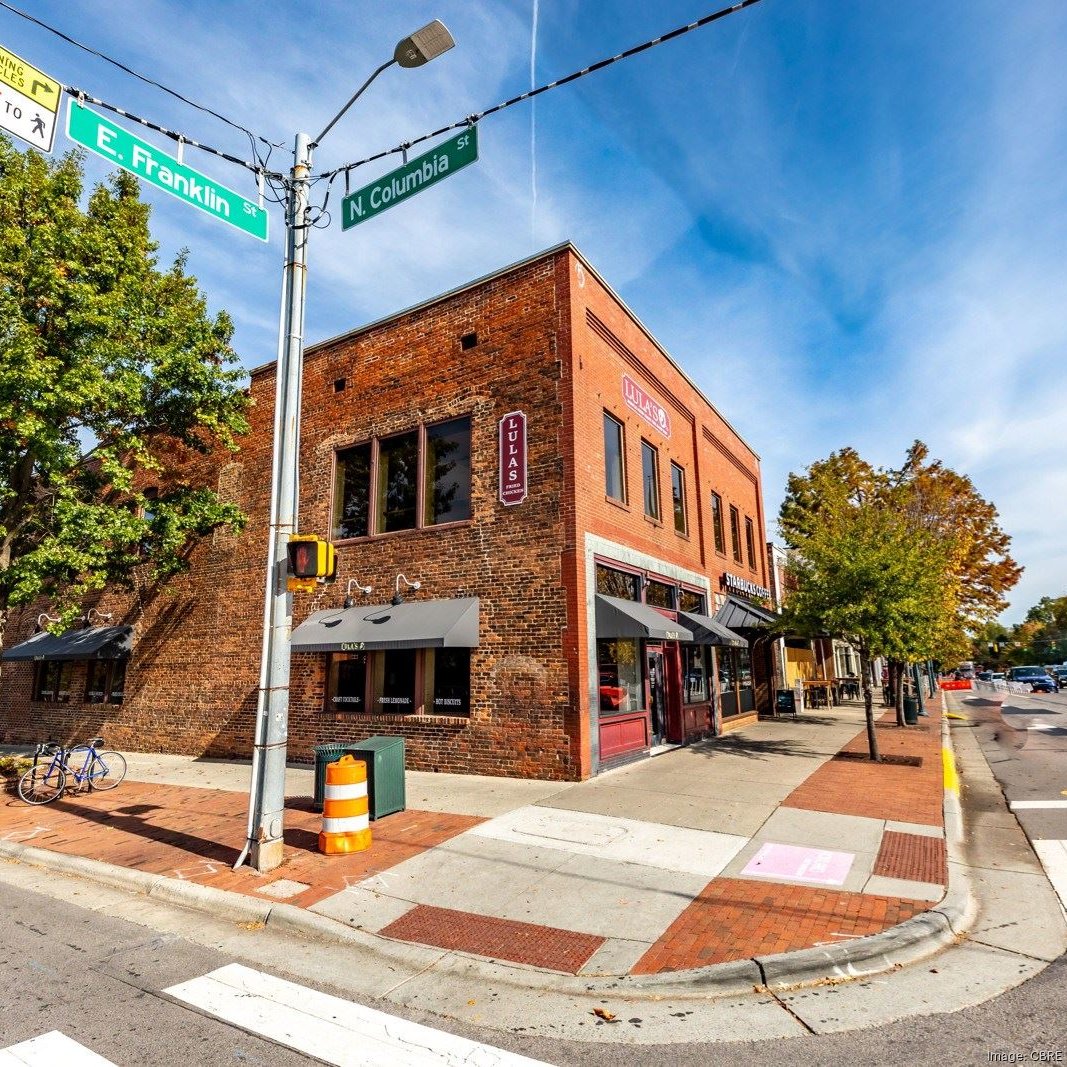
[[319, 755, 372, 854]]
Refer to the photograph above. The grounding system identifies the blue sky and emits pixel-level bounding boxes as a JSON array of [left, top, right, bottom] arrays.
[[3, 0, 1065, 624]]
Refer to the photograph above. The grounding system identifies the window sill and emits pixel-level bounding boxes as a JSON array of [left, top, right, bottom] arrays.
[[604, 495, 630, 513]]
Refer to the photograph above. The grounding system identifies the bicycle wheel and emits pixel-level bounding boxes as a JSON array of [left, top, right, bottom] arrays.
[[18, 764, 66, 804], [89, 751, 127, 790]]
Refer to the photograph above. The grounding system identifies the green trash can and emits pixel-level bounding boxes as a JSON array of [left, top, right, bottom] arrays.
[[903, 695, 919, 725], [345, 736, 406, 820], [313, 742, 350, 812]]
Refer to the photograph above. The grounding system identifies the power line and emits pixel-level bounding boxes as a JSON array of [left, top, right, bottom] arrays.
[[320, 0, 763, 184]]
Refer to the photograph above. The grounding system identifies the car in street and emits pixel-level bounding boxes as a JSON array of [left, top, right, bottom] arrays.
[[1051, 666, 1067, 689], [977, 671, 993, 681], [1007, 665, 1059, 692]]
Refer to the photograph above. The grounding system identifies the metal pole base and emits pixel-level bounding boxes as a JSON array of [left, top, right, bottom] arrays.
[[249, 837, 285, 873]]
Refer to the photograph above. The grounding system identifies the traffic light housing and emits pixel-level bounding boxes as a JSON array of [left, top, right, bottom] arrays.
[[287, 535, 336, 581]]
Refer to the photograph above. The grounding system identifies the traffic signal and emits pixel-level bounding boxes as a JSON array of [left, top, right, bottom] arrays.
[[287, 535, 336, 580]]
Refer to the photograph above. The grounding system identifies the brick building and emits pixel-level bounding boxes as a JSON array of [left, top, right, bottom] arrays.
[[0, 244, 775, 780]]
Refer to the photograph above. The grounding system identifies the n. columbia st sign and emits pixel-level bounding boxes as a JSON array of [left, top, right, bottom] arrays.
[[622, 374, 671, 438]]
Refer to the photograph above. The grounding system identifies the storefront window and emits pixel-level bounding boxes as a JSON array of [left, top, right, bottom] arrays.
[[603, 413, 625, 502], [645, 580, 676, 609], [333, 443, 371, 539], [682, 645, 710, 703], [85, 660, 126, 705], [326, 652, 367, 711], [737, 646, 753, 689], [679, 588, 706, 614], [427, 648, 471, 715], [108, 661, 126, 704], [425, 418, 471, 525], [376, 432, 419, 533], [596, 563, 640, 601], [597, 639, 641, 713], [671, 463, 687, 534], [372, 648, 417, 712], [33, 661, 73, 703]]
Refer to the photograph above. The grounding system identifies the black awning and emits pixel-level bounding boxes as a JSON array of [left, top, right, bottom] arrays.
[[594, 595, 694, 642], [678, 610, 747, 648], [1, 625, 133, 662], [291, 597, 480, 652], [714, 594, 779, 633]]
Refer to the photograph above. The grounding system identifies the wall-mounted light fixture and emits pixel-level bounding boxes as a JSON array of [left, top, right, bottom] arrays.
[[392, 574, 421, 606], [86, 609, 113, 625], [36, 613, 61, 632], [343, 577, 374, 609]]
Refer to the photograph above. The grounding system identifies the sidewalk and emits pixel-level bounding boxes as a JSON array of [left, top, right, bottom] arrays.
[[1, 695, 975, 982]]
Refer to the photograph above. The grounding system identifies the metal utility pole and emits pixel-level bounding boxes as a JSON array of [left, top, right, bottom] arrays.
[[235, 22, 455, 873]]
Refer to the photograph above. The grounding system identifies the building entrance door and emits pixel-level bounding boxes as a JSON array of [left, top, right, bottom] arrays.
[[646, 646, 667, 745]]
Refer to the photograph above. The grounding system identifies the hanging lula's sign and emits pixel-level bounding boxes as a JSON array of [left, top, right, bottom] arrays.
[[499, 411, 527, 505], [622, 374, 671, 438]]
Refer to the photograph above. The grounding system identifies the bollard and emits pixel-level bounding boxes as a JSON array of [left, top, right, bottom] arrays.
[[319, 755, 372, 855]]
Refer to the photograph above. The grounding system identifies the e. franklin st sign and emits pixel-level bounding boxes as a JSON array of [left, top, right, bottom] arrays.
[[342, 127, 477, 230], [66, 102, 268, 241]]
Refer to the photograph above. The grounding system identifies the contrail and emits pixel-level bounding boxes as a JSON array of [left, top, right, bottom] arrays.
[[530, 0, 539, 243]]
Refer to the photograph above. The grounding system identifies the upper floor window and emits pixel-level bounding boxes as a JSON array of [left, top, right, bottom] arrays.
[[679, 588, 707, 614], [645, 580, 676, 609], [745, 516, 757, 571], [710, 492, 725, 555], [729, 505, 742, 563], [641, 441, 660, 520], [670, 463, 687, 535], [603, 413, 626, 503], [596, 563, 640, 601], [333, 417, 471, 540]]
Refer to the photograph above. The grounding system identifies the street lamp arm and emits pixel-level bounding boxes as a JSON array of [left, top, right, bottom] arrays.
[[311, 59, 396, 149]]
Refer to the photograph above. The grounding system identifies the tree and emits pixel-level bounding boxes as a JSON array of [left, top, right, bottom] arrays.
[[0, 138, 249, 645]]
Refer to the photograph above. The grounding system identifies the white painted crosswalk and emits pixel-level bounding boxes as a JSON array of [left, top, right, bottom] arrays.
[[165, 963, 550, 1066], [1032, 840, 1067, 919], [0, 1031, 116, 1066]]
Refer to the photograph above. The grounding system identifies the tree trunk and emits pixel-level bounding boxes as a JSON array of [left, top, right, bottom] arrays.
[[859, 645, 882, 762]]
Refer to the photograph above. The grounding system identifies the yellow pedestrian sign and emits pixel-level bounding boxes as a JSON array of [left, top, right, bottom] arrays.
[[0, 43, 61, 153]]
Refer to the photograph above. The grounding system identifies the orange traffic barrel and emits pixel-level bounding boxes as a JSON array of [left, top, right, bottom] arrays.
[[319, 755, 372, 855]]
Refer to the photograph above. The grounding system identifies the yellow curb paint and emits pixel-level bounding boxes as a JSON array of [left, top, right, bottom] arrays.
[[942, 748, 960, 794]]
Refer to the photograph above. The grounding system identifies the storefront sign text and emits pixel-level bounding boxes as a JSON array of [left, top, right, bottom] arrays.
[[622, 374, 671, 438], [722, 573, 771, 601], [499, 410, 528, 505], [339, 642, 365, 651]]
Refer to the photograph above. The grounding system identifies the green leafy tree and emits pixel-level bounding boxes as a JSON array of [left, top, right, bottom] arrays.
[[0, 138, 249, 645]]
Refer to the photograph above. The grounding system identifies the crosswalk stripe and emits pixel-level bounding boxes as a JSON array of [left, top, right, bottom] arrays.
[[1032, 840, 1067, 918], [0, 1031, 116, 1066], [165, 963, 549, 1066], [1009, 800, 1067, 809]]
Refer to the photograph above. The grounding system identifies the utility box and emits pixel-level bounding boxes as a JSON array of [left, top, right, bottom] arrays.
[[345, 735, 406, 820]]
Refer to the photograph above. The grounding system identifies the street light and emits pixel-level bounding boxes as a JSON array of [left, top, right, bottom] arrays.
[[235, 20, 455, 873]]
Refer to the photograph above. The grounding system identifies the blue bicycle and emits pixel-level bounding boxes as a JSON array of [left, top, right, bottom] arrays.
[[17, 737, 127, 804]]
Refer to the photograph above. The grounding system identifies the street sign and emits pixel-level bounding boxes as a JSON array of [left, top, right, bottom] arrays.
[[0, 43, 61, 152], [66, 101, 269, 242], [342, 126, 477, 230]]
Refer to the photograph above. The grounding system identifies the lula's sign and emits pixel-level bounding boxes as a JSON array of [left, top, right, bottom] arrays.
[[342, 127, 478, 230], [623, 374, 671, 438], [66, 102, 269, 241], [499, 411, 527, 505]]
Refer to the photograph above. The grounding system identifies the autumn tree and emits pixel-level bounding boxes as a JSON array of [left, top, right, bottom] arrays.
[[0, 138, 249, 645]]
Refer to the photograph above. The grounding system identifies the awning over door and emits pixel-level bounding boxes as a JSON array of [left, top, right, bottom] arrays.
[[678, 610, 747, 648], [714, 594, 779, 633], [594, 594, 694, 642], [290, 597, 480, 652], [1, 625, 133, 662]]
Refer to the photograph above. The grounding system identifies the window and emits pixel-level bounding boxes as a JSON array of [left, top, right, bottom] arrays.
[[372, 648, 418, 712], [334, 443, 371, 539], [427, 648, 471, 715], [641, 441, 660, 520], [33, 661, 73, 703], [679, 588, 707, 614], [597, 638, 641, 713], [682, 644, 710, 704], [85, 660, 126, 705], [645, 580, 676, 609], [745, 517, 757, 570], [334, 418, 472, 539], [326, 652, 367, 711], [670, 463, 687, 535], [424, 418, 471, 526], [603, 413, 626, 502], [377, 431, 419, 533], [710, 493, 725, 554], [596, 563, 640, 601], [729, 505, 742, 563]]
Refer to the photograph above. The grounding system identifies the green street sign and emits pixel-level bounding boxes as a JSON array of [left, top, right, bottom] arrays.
[[342, 127, 477, 231], [66, 101, 268, 242]]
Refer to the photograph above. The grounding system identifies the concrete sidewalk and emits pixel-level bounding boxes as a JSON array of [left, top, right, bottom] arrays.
[[1, 691, 1064, 1038]]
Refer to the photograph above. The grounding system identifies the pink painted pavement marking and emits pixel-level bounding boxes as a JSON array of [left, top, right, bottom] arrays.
[[742, 842, 855, 886]]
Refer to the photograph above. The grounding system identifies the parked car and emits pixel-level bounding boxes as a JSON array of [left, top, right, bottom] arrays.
[[1051, 666, 1067, 688], [991, 672, 1005, 682], [1008, 665, 1058, 692], [976, 670, 993, 682]]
